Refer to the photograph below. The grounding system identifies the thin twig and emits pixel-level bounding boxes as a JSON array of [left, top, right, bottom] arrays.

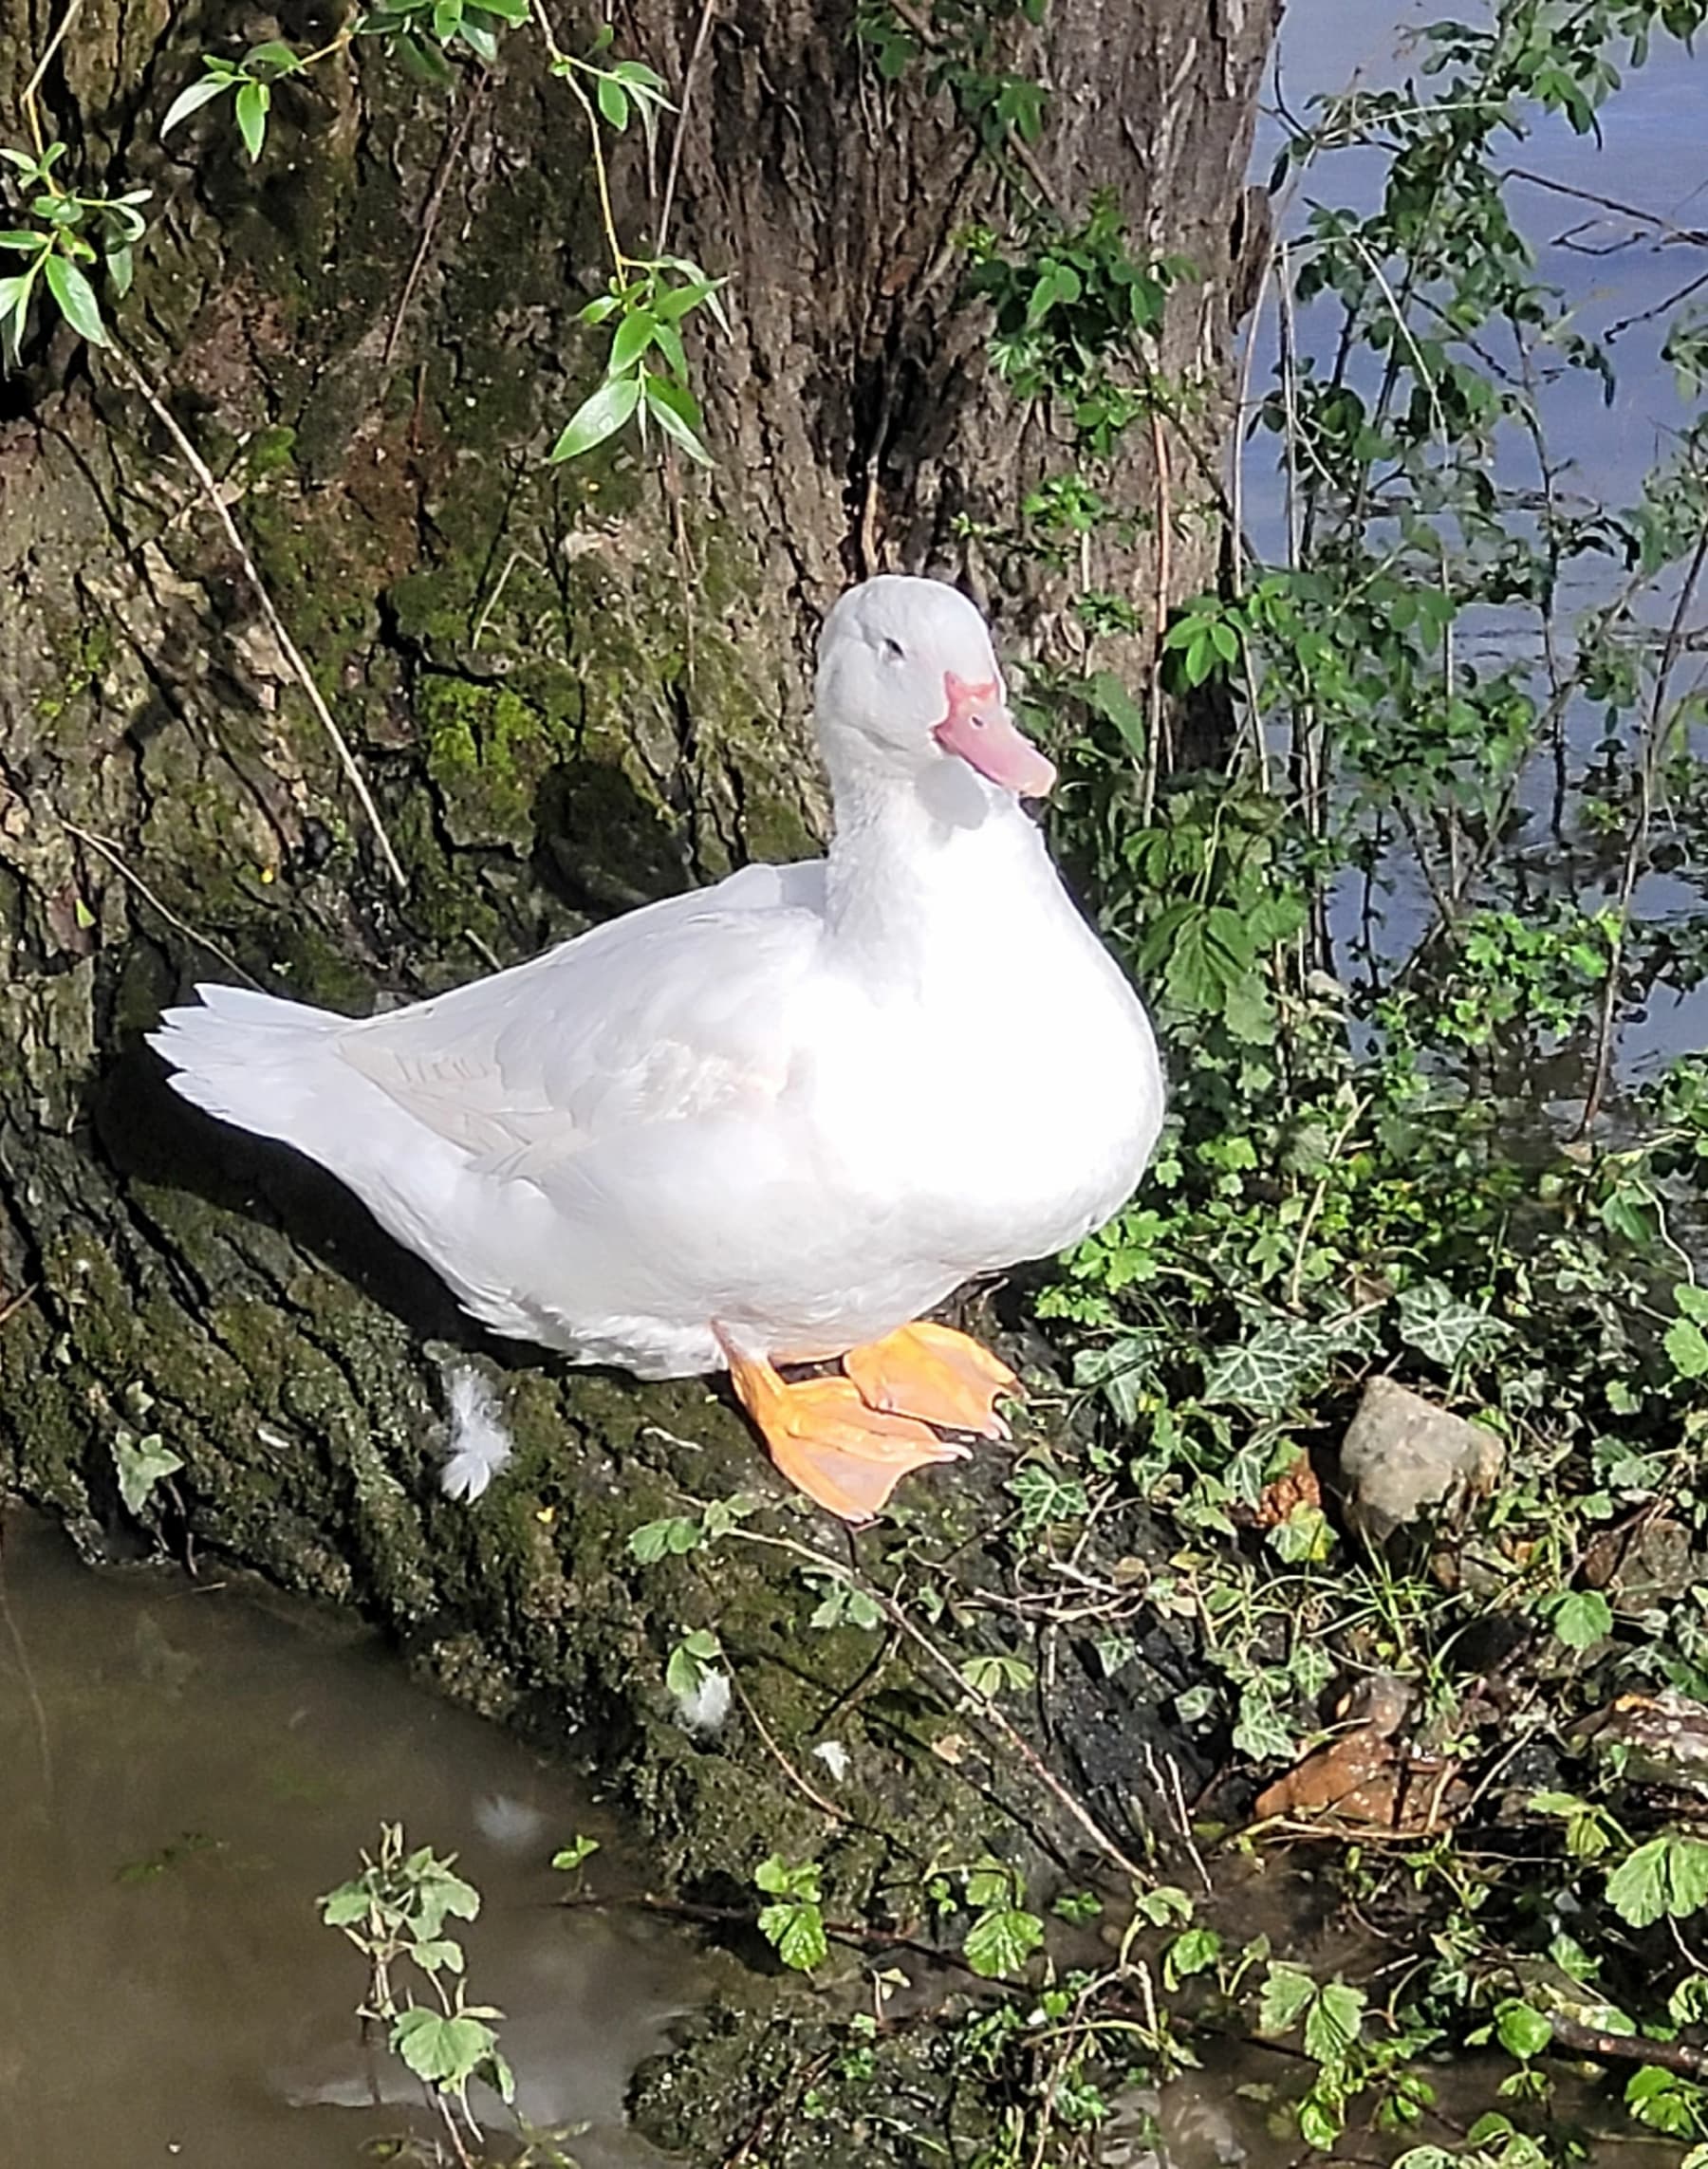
[[727, 1669, 851, 1826], [0, 1283, 40, 1329], [21, 0, 82, 157], [384, 79, 489, 366], [1141, 409, 1172, 825], [882, 0, 1065, 216], [733, 1528, 1147, 1883], [657, 0, 717, 257], [107, 346, 408, 890], [59, 821, 264, 988], [1580, 514, 1708, 1133]]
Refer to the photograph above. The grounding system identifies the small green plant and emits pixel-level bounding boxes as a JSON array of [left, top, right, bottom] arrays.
[[110, 1425, 183, 1517], [321, 1824, 511, 2161], [0, 140, 148, 359], [960, 1860, 1046, 1979], [754, 1854, 829, 1974]]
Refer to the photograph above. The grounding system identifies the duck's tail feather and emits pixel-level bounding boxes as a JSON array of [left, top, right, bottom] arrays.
[[148, 984, 362, 1155], [148, 984, 548, 1339]]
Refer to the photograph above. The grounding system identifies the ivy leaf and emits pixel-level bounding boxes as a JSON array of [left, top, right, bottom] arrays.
[[1494, 2000, 1553, 2059], [44, 253, 108, 345], [113, 1431, 183, 1516], [1202, 1322, 1317, 1416], [963, 1904, 1045, 1978], [1396, 1281, 1507, 1369], [1235, 1680, 1296, 1764], [549, 370, 641, 461], [961, 1652, 1035, 1697]]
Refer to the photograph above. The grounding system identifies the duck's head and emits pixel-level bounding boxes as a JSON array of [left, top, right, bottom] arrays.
[[814, 575, 1057, 801]]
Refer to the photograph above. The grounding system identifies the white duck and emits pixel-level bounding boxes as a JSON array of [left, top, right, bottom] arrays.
[[152, 576, 1165, 1520]]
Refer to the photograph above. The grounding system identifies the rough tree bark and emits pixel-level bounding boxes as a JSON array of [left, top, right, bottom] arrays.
[[0, 0, 1274, 2112]]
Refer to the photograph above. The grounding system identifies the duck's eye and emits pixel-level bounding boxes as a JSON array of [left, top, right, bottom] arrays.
[[881, 636, 906, 663]]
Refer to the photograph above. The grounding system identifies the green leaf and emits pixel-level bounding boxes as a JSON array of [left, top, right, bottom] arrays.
[[409, 1937, 466, 1974], [549, 370, 641, 461], [1303, 1978, 1365, 2066], [234, 80, 269, 162], [1164, 1926, 1223, 1984], [654, 273, 722, 322], [459, 15, 499, 64], [44, 253, 108, 345], [551, 1834, 600, 1871], [1675, 1284, 1708, 1326], [606, 307, 658, 374], [393, 32, 454, 84], [1202, 1323, 1315, 1416], [665, 1628, 719, 1696], [0, 230, 46, 251], [112, 1431, 183, 1515], [1258, 1962, 1319, 2036], [391, 2008, 497, 2091], [641, 372, 713, 465], [0, 269, 36, 360], [1608, 1838, 1672, 1928], [754, 1853, 820, 1901], [627, 1514, 701, 1562], [1666, 1834, 1708, 1919], [960, 1652, 1036, 1697], [320, 1882, 372, 1926], [106, 244, 135, 298], [1234, 1679, 1296, 1764], [1083, 669, 1148, 759], [1666, 1317, 1708, 1381], [1396, 1280, 1508, 1369], [596, 74, 630, 129], [160, 73, 235, 137], [758, 1897, 828, 1972], [963, 1905, 1045, 1979], [1548, 1588, 1612, 1652], [1494, 2000, 1553, 2059]]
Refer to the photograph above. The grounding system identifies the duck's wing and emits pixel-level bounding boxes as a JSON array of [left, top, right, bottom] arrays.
[[337, 861, 827, 1169]]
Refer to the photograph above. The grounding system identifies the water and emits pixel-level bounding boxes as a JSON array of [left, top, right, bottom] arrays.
[[1249, 0, 1708, 1082], [0, 1508, 701, 2168]]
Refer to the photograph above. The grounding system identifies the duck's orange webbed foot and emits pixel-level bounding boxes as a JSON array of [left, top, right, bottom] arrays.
[[844, 1321, 1019, 1439], [716, 1330, 967, 1523]]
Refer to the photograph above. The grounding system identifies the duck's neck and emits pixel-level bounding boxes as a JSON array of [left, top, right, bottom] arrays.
[[822, 762, 1049, 990]]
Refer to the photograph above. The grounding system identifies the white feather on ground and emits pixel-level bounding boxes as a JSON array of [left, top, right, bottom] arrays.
[[439, 1367, 514, 1501], [672, 1670, 733, 1736]]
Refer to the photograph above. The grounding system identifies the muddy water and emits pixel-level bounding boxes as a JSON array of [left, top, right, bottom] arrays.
[[0, 1509, 700, 2169]]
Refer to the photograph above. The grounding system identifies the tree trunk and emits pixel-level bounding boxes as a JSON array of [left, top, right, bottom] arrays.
[[0, 0, 1273, 1991]]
